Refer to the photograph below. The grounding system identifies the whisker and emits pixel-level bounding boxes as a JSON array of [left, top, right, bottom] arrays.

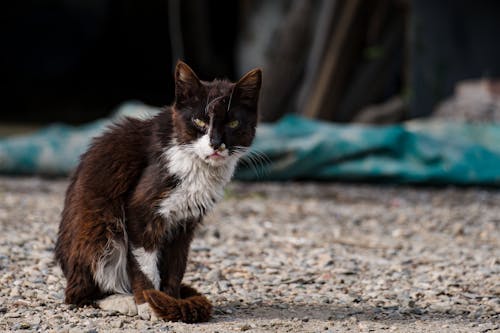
[[168, 144, 270, 178], [238, 158, 259, 177], [249, 148, 272, 165], [238, 147, 270, 178]]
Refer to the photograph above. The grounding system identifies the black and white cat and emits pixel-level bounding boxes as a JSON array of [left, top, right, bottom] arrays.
[[55, 61, 262, 322]]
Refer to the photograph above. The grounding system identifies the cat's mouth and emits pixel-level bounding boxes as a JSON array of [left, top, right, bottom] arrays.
[[203, 151, 231, 166], [207, 152, 225, 160]]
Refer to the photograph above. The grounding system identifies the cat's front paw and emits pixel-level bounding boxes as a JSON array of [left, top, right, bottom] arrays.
[[97, 294, 137, 316], [137, 303, 159, 321], [180, 283, 202, 298]]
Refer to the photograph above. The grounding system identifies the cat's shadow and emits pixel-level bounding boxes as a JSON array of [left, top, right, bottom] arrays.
[[212, 302, 480, 324]]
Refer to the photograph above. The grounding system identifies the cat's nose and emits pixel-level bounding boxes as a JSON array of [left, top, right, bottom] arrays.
[[211, 141, 226, 152], [210, 136, 225, 151]]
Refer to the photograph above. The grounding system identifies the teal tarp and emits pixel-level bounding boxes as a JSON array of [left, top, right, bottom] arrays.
[[1, 102, 500, 184]]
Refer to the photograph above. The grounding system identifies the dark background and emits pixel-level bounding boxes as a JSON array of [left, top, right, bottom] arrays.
[[2, 0, 238, 124], [2, 0, 500, 125]]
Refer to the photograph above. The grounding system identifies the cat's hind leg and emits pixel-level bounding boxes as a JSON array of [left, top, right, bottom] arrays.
[[97, 294, 138, 316], [64, 264, 103, 306], [63, 231, 129, 306]]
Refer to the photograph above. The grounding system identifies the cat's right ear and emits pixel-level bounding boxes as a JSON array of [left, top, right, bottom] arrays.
[[174, 61, 202, 107]]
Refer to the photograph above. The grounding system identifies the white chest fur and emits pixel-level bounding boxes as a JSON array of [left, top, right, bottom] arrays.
[[158, 143, 237, 228]]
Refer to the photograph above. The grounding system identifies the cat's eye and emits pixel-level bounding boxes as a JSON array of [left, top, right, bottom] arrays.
[[193, 118, 207, 129], [227, 120, 239, 129]]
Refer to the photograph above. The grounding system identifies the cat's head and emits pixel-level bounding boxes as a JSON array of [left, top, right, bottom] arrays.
[[172, 61, 262, 167]]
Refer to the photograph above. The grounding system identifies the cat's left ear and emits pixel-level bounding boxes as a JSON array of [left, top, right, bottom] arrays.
[[174, 60, 202, 107], [233, 68, 262, 110]]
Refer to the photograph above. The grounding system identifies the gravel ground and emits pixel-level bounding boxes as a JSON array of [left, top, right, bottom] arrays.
[[0, 177, 499, 332]]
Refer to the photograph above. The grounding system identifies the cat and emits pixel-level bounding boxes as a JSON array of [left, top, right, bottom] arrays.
[[55, 61, 262, 323]]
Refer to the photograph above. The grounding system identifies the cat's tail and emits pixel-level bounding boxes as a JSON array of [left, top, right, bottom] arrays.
[[142, 284, 212, 323]]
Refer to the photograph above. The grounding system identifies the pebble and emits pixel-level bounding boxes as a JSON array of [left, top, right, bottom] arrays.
[[4, 312, 22, 318], [0, 178, 499, 332], [111, 319, 124, 328], [207, 269, 222, 281], [293, 296, 304, 303], [218, 281, 230, 292], [13, 323, 31, 330], [240, 324, 252, 331]]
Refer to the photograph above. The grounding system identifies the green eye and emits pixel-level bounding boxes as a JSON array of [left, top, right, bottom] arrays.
[[227, 120, 239, 128], [193, 118, 207, 128]]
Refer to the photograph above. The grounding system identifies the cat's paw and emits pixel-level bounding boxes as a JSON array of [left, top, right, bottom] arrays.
[[97, 294, 138, 316], [137, 303, 159, 321], [180, 283, 202, 298]]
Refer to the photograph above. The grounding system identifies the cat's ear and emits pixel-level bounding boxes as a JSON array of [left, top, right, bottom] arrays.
[[234, 68, 262, 110], [174, 60, 202, 107]]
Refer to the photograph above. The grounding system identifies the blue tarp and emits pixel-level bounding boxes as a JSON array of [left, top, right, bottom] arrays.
[[1, 102, 500, 184]]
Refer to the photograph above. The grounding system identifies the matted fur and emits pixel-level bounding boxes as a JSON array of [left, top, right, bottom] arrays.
[[132, 247, 161, 290], [55, 61, 261, 323], [143, 284, 212, 323], [94, 238, 130, 294], [158, 137, 240, 233]]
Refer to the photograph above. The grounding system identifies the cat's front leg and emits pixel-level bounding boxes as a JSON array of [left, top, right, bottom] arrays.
[[158, 222, 196, 298], [127, 252, 159, 320], [140, 221, 212, 323]]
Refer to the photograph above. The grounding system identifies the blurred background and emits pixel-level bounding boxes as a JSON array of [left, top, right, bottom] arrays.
[[2, 3, 500, 331], [3, 0, 500, 125], [2, 0, 500, 182]]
